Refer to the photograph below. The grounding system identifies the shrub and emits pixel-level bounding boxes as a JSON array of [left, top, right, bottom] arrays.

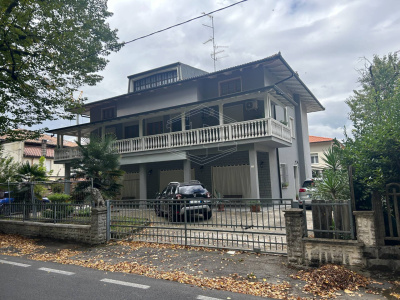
[[48, 193, 71, 203]]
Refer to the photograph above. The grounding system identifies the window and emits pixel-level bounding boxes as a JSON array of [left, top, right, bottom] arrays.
[[102, 107, 115, 120], [311, 154, 319, 164], [134, 70, 178, 92], [219, 78, 242, 96], [280, 163, 288, 186], [147, 121, 163, 136], [125, 125, 139, 139]]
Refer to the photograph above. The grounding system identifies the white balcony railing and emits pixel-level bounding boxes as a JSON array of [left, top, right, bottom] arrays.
[[55, 118, 292, 161]]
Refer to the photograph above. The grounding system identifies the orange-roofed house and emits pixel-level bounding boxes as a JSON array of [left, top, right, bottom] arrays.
[[309, 135, 335, 177], [0, 133, 76, 179]]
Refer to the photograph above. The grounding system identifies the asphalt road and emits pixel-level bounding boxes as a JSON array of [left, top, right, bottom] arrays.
[[0, 254, 266, 300]]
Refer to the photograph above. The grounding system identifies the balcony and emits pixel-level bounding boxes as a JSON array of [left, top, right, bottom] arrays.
[[55, 117, 291, 162]]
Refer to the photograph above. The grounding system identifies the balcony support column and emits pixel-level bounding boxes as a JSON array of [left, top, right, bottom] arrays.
[[64, 163, 71, 195], [264, 94, 271, 118], [139, 164, 147, 200], [183, 159, 191, 182], [181, 112, 186, 131], [249, 147, 260, 199]]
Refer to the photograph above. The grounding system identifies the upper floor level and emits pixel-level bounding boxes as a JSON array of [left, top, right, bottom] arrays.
[[48, 53, 324, 163]]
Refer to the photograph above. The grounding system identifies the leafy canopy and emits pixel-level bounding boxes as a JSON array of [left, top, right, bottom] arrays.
[[73, 135, 124, 199], [0, 0, 122, 140], [344, 53, 400, 195]]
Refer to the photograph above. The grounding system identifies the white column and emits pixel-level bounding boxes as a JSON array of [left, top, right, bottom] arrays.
[[183, 159, 191, 182], [219, 103, 224, 125], [139, 164, 147, 200], [139, 117, 143, 137], [249, 147, 260, 199], [181, 111, 186, 131], [264, 94, 271, 118], [64, 163, 71, 195]]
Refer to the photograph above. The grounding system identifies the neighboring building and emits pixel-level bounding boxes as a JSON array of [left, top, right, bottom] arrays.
[[0, 132, 76, 179], [48, 53, 324, 200], [309, 135, 335, 177]]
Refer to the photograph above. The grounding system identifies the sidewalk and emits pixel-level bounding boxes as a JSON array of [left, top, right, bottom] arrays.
[[0, 233, 398, 299]]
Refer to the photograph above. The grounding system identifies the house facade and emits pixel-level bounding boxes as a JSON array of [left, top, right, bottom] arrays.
[[0, 133, 76, 179], [309, 135, 335, 177], [49, 53, 324, 200]]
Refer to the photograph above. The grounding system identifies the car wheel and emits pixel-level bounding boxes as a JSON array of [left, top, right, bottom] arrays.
[[154, 203, 163, 216], [203, 210, 212, 220]]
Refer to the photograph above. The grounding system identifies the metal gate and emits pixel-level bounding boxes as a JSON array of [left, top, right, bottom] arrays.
[[107, 198, 291, 255]]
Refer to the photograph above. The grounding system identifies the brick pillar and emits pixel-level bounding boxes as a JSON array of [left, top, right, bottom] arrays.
[[284, 208, 304, 265], [353, 211, 376, 247], [90, 207, 107, 245]]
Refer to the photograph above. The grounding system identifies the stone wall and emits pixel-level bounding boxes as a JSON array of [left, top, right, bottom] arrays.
[[284, 208, 400, 271], [0, 207, 107, 245]]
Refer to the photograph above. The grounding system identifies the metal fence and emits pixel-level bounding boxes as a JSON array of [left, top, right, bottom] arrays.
[[0, 181, 92, 225], [107, 198, 292, 255], [303, 200, 355, 240]]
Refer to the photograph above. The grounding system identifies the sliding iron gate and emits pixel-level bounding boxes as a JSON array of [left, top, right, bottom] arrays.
[[107, 198, 292, 255]]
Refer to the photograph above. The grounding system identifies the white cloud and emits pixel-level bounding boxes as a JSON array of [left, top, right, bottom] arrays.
[[29, 0, 400, 140]]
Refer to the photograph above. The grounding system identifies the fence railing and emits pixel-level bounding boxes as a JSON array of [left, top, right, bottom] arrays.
[[0, 202, 91, 224], [0, 180, 92, 225], [106, 198, 293, 254], [303, 200, 355, 240]]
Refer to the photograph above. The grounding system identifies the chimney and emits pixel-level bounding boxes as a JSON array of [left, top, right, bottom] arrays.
[[41, 139, 48, 157]]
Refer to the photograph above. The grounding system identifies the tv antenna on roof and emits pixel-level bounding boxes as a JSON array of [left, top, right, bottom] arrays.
[[202, 13, 228, 71]]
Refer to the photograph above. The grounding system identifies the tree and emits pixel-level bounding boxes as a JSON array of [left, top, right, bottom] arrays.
[[315, 140, 350, 201], [344, 53, 400, 199], [0, 0, 122, 140], [73, 135, 124, 199], [16, 157, 48, 182], [0, 146, 19, 182]]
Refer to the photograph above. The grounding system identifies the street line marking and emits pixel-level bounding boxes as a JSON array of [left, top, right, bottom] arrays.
[[38, 267, 75, 275], [100, 278, 150, 289], [0, 259, 31, 268], [197, 296, 223, 300]]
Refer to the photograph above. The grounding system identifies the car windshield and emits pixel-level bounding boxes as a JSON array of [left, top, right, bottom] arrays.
[[302, 181, 314, 188], [179, 185, 207, 194]]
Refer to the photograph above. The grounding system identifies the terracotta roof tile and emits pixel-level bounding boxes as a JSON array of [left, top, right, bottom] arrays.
[[0, 130, 76, 147], [309, 135, 334, 143], [24, 146, 54, 158]]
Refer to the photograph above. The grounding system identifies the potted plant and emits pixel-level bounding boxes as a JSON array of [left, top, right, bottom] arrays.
[[248, 200, 261, 212], [214, 190, 225, 211], [281, 182, 289, 189]]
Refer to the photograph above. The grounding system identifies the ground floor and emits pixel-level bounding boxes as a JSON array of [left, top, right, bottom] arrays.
[[118, 144, 300, 200]]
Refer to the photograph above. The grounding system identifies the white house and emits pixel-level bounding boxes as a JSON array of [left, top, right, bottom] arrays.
[[48, 53, 324, 200], [309, 135, 336, 177]]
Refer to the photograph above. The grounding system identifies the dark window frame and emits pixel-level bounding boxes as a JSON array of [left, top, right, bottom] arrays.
[[134, 70, 178, 92], [219, 77, 242, 96]]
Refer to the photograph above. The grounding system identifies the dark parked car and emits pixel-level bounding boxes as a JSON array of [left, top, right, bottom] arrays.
[[155, 181, 212, 222]]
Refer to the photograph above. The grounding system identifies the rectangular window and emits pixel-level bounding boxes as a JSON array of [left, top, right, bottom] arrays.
[[102, 107, 115, 120], [125, 125, 139, 139], [134, 70, 178, 92], [147, 121, 163, 136], [219, 78, 242, 96], [280, 163, 288, 186], [311, 154, 319, 164]]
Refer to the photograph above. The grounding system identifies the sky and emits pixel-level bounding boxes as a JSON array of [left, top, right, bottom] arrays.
[[46, 0, 400, 140]]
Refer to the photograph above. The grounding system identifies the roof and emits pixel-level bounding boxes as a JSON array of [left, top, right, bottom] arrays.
[[24, 146, 54, 158], [309, 135, 334, 143], [78, 53, 325, 115], [0, 131, 76, 147]]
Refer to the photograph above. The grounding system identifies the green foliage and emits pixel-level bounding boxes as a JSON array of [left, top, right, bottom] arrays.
[[73, 135, 124, 199], [0, 147, 19, 182], [42, 205, 74, 220], [344, 53, 400, 198], [315, 141, 350, 201], [16, 160, 47, 182], [0, 0, 122, 139], [47, 193, 71, 203], [51, 183, 64, 194]]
